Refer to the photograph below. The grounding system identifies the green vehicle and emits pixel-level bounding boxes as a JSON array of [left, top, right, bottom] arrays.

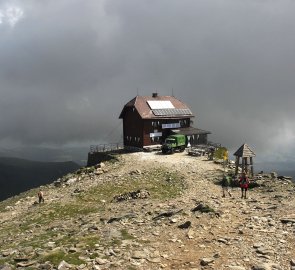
[[161, 134, 186, 154]]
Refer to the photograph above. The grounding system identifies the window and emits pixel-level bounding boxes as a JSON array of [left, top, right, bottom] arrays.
[[162, 123, 181, 129]]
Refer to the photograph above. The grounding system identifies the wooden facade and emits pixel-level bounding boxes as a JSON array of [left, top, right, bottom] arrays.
[[121, 106, 143, 148], [119, 93, 210, 149]]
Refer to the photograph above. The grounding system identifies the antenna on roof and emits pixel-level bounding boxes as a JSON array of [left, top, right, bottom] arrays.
[[172, 88, 174, 96], [136, 88, 139, 96]]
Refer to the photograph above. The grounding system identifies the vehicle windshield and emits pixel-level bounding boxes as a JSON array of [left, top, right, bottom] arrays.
[[166, 139, 176, 143]]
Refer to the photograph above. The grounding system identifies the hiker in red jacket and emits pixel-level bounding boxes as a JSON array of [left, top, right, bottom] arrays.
[[239, 172, 250, 199]]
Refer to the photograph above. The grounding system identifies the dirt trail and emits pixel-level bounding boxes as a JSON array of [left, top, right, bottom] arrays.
[[122, 152, 295, 269]]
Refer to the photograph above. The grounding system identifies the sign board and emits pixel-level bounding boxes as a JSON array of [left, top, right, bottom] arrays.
[[162, 123, 181, 129], [150, 132, 162, 138]]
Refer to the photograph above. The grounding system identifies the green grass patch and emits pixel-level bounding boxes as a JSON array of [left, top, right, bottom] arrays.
[[126, 266, 137, 270], [107, 155, 120, 163], [15, 202, 98, 242], [138, 239, 151, 244], [111, 239, 121, 246], [20, 202, 97, 229], [214, 147, 228, 160], [0, 189, 37, 213], [54, 235, 78, 247], [0, 224, 20, 237], [41, 250, 84, 266], [45, 203, 97, 219], [200, 206, 215, 213], [18, 232, 100, 253], [0, 258, 9, 265], [18, 230, 59, 249], [199, 205, 215, 213], [121, 229, 134, 240], [79, 168, 186, 203], [104, 229, 134, 247], [79, 235, 100, 249]]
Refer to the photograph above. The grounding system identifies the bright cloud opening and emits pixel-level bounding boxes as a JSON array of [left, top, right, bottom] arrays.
[[0, 11, 4, 24], [0, 5, 24, 27]]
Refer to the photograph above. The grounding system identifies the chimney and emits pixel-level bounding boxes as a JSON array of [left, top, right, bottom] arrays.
[[152, 92, 158, 98]]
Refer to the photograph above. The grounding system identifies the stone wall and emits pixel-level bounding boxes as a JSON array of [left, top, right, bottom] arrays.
[[87, 152, 117, 167]]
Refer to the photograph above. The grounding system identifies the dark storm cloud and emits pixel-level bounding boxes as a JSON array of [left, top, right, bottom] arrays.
[[1, 0, 295, 162]]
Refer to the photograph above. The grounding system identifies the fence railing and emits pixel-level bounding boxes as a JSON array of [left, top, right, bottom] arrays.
[[207, 141, 222, 148], [90, 143, 124, 154], [89, 143, 145, 154], [89, 141, 221, 154]]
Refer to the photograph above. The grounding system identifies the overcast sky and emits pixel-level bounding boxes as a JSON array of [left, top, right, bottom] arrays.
[[1, 0, 295, 164]]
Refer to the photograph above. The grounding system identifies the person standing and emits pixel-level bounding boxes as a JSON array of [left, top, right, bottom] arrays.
[[221, 174, 232, 197], [208, 147, 215, 160], [222, 150, 229, 173], [239, 172, 249, 199], [38, 190, 44, 203]]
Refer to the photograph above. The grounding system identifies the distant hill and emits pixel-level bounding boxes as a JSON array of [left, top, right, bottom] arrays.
[[0, 145, 89, 166], [256, 161, 295, 182], [277, 170, 295, 182], [0, 157, 80, 201]]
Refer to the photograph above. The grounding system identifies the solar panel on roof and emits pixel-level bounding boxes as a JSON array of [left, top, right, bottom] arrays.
[[147, 100, 174, 109], [152, 108, 192, 116]]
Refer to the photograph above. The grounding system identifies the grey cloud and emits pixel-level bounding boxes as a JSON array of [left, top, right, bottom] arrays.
[[0, 0, 295, 164]]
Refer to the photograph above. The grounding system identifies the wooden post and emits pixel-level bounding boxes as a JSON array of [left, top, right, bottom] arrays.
[[250, 157, 254, 177], [235, 156, 239, 176], [245, 157, 248, 175]]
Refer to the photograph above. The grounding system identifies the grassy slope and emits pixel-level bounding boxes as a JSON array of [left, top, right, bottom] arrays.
[[0, 158, 187, 268]]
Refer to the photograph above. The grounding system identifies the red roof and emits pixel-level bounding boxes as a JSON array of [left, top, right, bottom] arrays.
[[119, 95, 195, 119]]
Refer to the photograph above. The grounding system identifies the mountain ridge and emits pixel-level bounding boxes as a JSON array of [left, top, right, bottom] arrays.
[[0, 157, 80, 201]]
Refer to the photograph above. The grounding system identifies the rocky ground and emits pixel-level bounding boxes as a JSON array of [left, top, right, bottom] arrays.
[[0, 151, 295, 270]]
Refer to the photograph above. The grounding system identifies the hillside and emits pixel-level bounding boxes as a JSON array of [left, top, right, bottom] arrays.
[[0, 152, 295, 270], [0, 146, 88, 166], [0, 157, 80, 201]]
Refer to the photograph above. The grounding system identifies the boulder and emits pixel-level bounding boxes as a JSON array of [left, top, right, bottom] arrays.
[[280, 218, 295, 224], [0, 266, 14, 270], [191, 203, 215, 213], [95, 162, 105, 168], [65, 178, 77, 185], [131, 250, 149, 259], [200, 257, 214, 266], [57, 260, 72, 270], [95, 258, 109, 265], [228, 267, 246, 270], [252, 263, 282, 270], [177, 221, 191, 229], [112, 189, 150, 202]]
